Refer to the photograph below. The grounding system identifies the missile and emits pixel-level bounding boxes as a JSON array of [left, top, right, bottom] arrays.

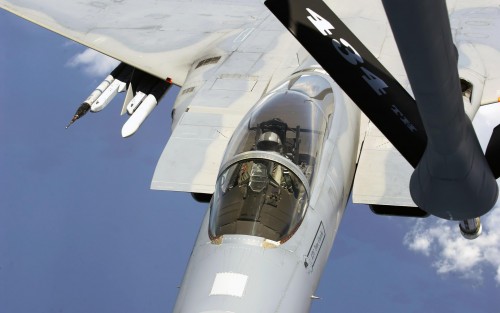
[[84, 74, 115, 106], [122, 78, 172, 137], [66, 73, 115, 128], [121, 93, 159, 137], [126, 91, 147, 114], [90, 64, 133, 112], [119, 69, 153, 115], [66, 63, 131, 128], [90, 79, 127, 112]]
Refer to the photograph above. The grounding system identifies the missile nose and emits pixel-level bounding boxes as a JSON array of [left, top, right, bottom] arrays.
[[121, 121, 138, 138], [65, 118, 76, 129], [121, 94, 159, 137], [66, 103, 91, 128]]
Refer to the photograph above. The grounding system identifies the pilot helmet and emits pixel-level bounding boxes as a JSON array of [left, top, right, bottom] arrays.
[[256, 131, 282, 152]]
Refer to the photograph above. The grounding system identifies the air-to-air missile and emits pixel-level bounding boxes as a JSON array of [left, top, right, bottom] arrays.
[[121, 75, 172, 137], [66, 62, 172, 137], [66, 62, 132, 128]]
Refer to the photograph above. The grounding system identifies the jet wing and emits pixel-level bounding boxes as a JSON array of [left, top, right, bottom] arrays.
[[0, 0, 304, 194], [0, 0, 269, 83], [1, 0, 399, 195]]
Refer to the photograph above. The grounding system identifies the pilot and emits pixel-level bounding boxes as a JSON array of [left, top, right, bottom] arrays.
[[256, 131, 282, 153]]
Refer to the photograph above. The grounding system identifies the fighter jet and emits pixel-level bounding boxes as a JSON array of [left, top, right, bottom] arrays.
[[1, 0, 500, 312]]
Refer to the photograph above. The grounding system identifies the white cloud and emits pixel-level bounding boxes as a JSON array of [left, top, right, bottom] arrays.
[[404, 198, 500, 285], [67, 48, 119, 77]]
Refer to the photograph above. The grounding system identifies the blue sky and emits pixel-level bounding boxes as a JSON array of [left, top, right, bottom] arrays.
[[1, 8, 500, 313]]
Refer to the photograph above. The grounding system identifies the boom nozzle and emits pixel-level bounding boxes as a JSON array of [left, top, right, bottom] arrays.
[[459, 217, 482, 240], [66, 103, 91, 129]]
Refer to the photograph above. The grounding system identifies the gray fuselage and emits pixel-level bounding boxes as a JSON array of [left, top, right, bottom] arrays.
[[174, 66, 361, 313]]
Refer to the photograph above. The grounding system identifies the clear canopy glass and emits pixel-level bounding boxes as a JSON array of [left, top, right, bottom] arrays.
[[210, 73, 335, 242]]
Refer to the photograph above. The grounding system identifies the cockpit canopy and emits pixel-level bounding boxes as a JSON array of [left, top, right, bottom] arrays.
[[210, 72, 335, 242], [222, 88, 332, 184]]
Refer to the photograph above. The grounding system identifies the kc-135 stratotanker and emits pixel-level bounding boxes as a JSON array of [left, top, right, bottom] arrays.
[[2, 0, 500, 311]]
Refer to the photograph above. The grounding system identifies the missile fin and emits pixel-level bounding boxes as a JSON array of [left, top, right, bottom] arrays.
[[121, 84, 135, 115], [118, 81, 127, 93]]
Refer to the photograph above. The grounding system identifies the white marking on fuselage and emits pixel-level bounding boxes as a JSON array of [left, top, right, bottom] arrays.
[[210, 272, 248, 298]]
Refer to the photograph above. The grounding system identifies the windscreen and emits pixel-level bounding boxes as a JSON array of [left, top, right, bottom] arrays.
[[209, 158, 308, 242]]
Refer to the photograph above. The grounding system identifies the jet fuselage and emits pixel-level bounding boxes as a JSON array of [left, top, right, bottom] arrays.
[[174, 66, 361, 313]]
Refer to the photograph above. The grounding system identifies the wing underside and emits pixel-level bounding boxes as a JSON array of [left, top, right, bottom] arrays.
[[0, 0, 269, 83]]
